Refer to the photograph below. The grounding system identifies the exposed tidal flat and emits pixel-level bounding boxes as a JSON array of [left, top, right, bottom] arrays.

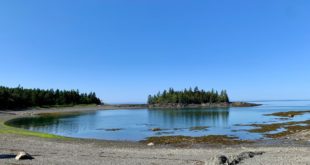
[[2, 101, 310, 164]]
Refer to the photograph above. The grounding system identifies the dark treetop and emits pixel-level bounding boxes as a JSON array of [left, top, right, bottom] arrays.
[[148, 87, 229, 105], [0, 85, 102, 110]]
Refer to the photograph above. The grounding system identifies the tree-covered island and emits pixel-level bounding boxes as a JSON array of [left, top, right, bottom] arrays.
[[0, 85, 102, 110], [148, 87, 259, 108]]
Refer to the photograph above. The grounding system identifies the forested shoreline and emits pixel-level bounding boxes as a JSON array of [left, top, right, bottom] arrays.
[[0, 86, 102, 110], [148, 87, 229, 105]]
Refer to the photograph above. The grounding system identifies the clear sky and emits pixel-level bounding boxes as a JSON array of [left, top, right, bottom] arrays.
[[0, 0, 309, 103]]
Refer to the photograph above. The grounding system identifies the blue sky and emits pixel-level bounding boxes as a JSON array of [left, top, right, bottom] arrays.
[[0, 0, 309, 103]]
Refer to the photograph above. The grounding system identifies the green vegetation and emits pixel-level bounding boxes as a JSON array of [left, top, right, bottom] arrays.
[[0, 85, 102, 110], [148, 87, 229, 105]]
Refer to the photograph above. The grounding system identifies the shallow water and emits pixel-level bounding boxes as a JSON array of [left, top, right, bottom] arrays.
[[8, 100, 310, 141]]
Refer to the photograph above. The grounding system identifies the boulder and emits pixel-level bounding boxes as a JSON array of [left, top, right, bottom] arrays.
[[15, 152, 33, 160], [217, 155, 229, 165], [147, 142, 155, 146]]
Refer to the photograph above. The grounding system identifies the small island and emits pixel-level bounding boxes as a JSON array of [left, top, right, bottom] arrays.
[[148, 87, 259, 108]]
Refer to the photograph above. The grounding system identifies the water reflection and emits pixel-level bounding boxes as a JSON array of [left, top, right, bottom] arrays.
[[7, 116, 59, 128], [148, 108, 229, 128], [7, 116, 83, 135]]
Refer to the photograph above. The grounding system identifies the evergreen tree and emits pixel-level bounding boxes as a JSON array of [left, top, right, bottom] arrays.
[[147, 87, 230, 105], [0, 85, 102, 110]]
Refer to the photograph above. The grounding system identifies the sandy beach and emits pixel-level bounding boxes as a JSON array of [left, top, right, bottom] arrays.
[[1, 106, 310, 165]]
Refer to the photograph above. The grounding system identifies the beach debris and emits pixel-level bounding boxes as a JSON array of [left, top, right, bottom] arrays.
[[147, 142, 155, 146], [216, 151, 264, 165], [15, 151, 33, 160]]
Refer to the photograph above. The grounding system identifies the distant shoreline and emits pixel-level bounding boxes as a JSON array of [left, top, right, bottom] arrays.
[[148, 102, 261, 109], [0, 102, 261, 112]]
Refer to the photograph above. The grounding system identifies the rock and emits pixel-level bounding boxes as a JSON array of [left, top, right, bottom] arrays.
[[217, 155, 229, 165], [233, 152, 264, 165], [147, 142, 155, 146], [150, 128, 161, 131], [288, 114, 295, 118], [237, 152, 255, 159], [216, 152, 264, 165], [15, 152, 33, 160]]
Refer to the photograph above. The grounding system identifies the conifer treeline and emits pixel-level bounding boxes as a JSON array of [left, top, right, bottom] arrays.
[[0, 86, 102, 109], [148, 87, 229, 105]]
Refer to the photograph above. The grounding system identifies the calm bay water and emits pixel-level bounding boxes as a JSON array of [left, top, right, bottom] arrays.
[[8, 101, 310, 141]]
